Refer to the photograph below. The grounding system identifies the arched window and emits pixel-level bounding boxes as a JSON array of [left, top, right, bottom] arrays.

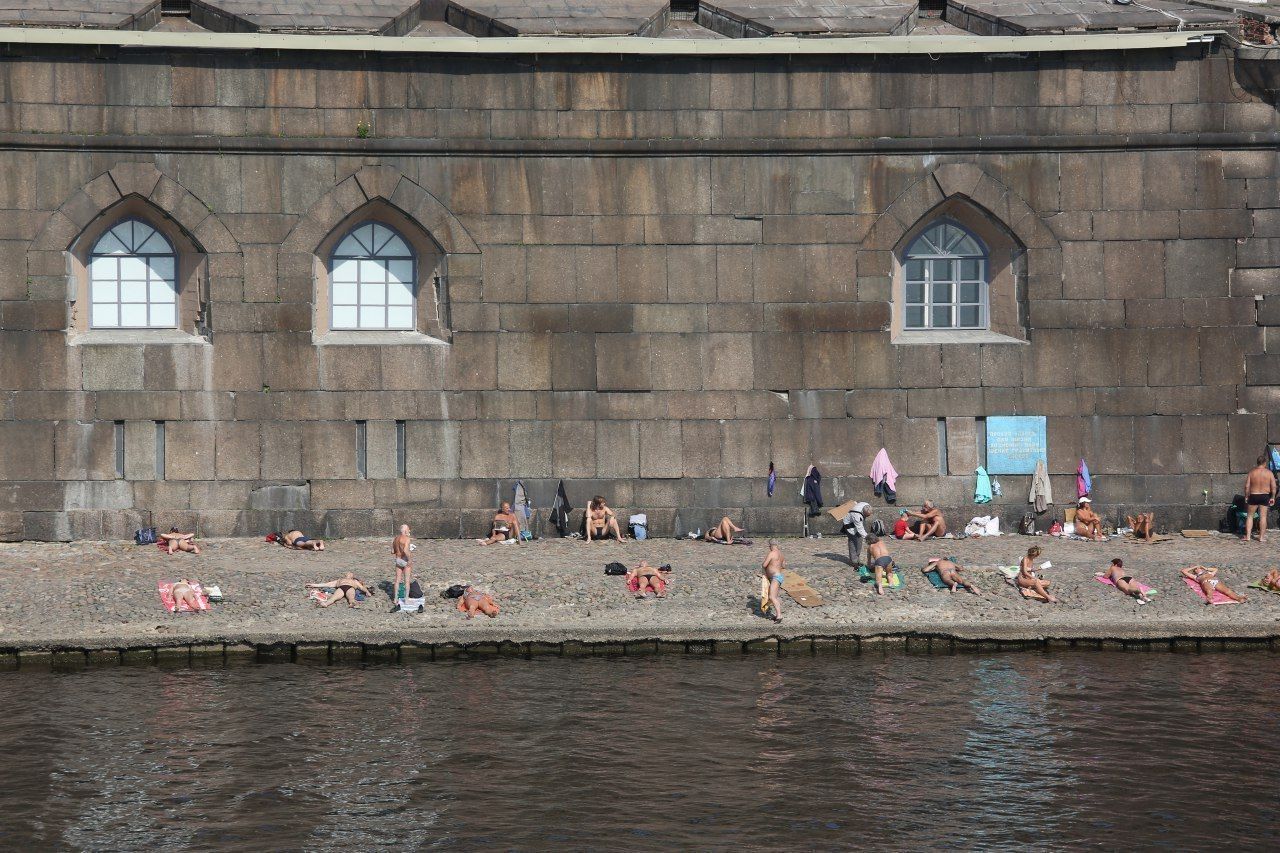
[[330, 222, 415, 331], [88, 219, 177, 329], [902, 221, 987, 331]]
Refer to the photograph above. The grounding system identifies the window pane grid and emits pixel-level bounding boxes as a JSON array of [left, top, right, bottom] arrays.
[[331, 223, 415, 331], [89, 220, 177, 330], [902, 221, 988, 332]]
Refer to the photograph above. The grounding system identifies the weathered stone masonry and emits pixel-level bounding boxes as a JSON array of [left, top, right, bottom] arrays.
[[3, 35, 1280, 541]]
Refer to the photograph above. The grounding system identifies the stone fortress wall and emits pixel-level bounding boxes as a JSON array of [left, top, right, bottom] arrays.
[[2, 39, 1280, 540]]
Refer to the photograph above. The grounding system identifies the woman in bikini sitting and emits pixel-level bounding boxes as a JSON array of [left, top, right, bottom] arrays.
[[306, 572, 370, 608], [1100, 558, 1150, 604], [280, 530, 325, 551], [703, 516, 745, 545], [585, 496, 624, 542], [1181, 565, 1247, 605], [457, 586, 500, 619], [1017, 546, 1059, 603], [171, 578, 205, 613]]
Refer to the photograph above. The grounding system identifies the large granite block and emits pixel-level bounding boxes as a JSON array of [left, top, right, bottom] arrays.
[[214, 421, 261, 480], [165, 421, 216, 481], [302, 422, 356, 480], [1228, 413, 1268, 474]]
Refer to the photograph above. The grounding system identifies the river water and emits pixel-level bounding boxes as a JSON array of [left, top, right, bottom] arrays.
[[0, 651, 1277, 851]]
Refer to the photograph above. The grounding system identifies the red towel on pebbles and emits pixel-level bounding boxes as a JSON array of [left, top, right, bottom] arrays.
[[158, 581, 209, 613], [627, 575, 666, 595]]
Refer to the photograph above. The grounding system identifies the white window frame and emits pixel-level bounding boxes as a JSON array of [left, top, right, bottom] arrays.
[[329, 222, 417, 332], [88, 219, 178, 330], [902, 220, 989, 332]]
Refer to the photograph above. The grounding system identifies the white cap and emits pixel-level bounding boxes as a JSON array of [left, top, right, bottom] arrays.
[[1078, 497, 1091, 503]]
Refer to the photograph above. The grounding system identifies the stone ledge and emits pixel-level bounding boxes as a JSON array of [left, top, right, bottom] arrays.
[[68, 329, 210, 346], [313, 330, 449, 347], [892, 329, 1028, 345]]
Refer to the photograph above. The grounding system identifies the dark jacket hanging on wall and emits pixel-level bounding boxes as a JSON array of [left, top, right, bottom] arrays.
[[802, 466, 823, 517], [550, 480, 573, 538]]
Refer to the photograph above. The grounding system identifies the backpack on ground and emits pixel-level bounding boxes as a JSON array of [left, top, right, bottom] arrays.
[[1018, 514, 1036, 535], [629, 514, 648, 541], [868, 518, 887, 537], [134, 527, 157, 545], [604, 562, 628, 576]]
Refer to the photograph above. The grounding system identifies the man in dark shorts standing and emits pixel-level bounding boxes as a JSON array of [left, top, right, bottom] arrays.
[[1244, 457, 1277, 543]]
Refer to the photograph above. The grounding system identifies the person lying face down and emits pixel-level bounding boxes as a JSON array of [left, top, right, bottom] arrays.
[[704, 516, 745, 544], [1101, 558, 1149, 604], [160, 527, 200, 555], [924, 557, 980, 595], [479, 502, 521, 546], [905, 502, 946, 541], [1073, 498, 1105, 541], [626, 560, 671, 598], [585, 496, 624, 542], [279, 530, 325, 551], [171, 578, 205, 612], [444, 584, 500, 619]]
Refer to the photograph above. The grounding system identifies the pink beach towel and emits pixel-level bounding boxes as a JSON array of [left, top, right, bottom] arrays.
[[870, 448, 898, 493], [1094, 575, 1156, 595], [158, 581, 209, 613], [1183, 576, 1240, 606]]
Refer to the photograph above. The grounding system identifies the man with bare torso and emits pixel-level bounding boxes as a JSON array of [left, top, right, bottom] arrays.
[[866, 535, 895, 596], [392, 524, 414, 603], [761, 540, 787, 623], [905, 501, 946, 541], [1244, 457, 1277, 543]]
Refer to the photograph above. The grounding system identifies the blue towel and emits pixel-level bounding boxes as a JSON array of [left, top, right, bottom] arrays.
[[975, 466, 993, 504]]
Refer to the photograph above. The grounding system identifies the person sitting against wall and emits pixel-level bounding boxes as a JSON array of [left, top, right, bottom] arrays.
[[1073, 498, 1105, 541], [478, 501, 521, 546], [704, 516, 745, 545], [160, 527, 200, 555], [1099, 558, 1150, 604], [277, 530, 325, 551], [905, 501, 946, 541], [1126, 512, 1155, 543], [584, 496, 624, 542]]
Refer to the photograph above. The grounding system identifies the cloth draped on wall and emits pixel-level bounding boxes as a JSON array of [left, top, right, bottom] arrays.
[[974, 467, 993, 504], [767, 462, 776, 498], [550, 480, 573, 538], [870, 448, 898, 504], [802, 465, 823, 516], [1029, 459, 1053, 514], [1077, 459, 1092, 498]]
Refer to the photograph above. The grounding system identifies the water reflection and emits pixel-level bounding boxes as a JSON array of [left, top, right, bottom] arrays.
[[0, 653, 1277, 850]]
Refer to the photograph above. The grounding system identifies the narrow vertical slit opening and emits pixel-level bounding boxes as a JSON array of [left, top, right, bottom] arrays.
[[114, 421, 125, 479], [356, 421, 368, 480], [937, 417, 948, 477], [395, 420, 407, 479], [155, 421, 166, 480]]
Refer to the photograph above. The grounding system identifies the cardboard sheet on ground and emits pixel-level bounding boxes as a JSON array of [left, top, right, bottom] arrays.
[[759, 572, 824, 608], [1181, 529, 1212, 538]]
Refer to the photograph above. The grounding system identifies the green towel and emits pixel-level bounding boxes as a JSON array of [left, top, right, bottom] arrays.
[[924, 568, 949, 590], [1247, 583, 1280, 595], [859, 565, 902, 588]]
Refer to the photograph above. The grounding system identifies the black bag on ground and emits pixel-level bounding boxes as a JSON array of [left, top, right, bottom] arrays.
[[442, 584, 467, 599], [1018, 514, 1036, 535], [604, 562, 628, 576], [408, 580, 423, 599], [134, 527, 157, 545]]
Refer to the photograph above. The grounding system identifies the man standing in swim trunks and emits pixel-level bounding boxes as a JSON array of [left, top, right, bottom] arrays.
[[392, 524, 413, 604], [761, 540, 786, 623], [1244, 457, 1276, 543]]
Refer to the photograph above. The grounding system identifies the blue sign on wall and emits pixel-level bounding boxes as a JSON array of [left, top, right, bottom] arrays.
[[986, 416, 1047, 475]]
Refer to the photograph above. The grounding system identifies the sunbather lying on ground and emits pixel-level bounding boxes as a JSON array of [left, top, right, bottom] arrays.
[[626, 560, 671, 598], [1126, 512, 1155, 542], [478, 502, 521, 545], [704, 517, 745, 544], [1017, 546, 1059, 603], [278, 530, 325, 551], [1100, 558, 1150, 604], [1181, 565, 1247, 605], [171, 578, 205, 613], [924, 557, 979, 594], [443, 585, 500, 618], [160, 527, 200, 555], [306, 572, 370, 608]]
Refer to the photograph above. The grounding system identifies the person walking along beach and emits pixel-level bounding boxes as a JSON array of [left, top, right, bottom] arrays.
[[761, 540, 786, 623]]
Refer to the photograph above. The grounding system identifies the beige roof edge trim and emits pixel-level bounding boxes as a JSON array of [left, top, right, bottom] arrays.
[[0, 27, 1224, 56]]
